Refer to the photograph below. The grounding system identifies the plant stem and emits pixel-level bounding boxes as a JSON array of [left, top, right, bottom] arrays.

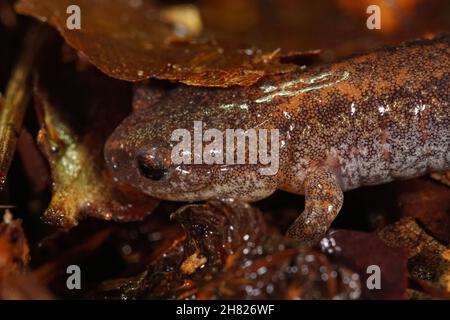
[[0, 25, 47, 189]]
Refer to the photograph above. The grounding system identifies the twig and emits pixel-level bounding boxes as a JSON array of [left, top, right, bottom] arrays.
[[0, 25, 48, 189]]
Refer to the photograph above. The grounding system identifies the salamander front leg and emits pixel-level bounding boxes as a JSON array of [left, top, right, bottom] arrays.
[[286, 167, 343, 245]]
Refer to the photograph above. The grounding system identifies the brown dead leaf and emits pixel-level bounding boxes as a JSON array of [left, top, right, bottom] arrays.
[[431, 171, 450, 187], [321, 230, 408, 299], [180, 250, 207, 275], [32, 227, 114, 285], [378, 218, 450, 298], [34, 43, 158, 229], [0, 273, 54, 300], [393, 179, 450, 244], [337, 0, 422, 33], [0, 0, 18, 30], [0, 213, 54, 299], [0, 213, 29, 276], [16, 0, 297, 87], [93, 199, 361, 300]]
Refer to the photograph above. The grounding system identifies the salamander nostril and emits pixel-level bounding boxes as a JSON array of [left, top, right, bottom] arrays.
[[136, 151, 168, 181]]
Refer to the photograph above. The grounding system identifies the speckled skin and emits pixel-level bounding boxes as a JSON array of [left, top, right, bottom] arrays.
[[105, 35, 450, 244]]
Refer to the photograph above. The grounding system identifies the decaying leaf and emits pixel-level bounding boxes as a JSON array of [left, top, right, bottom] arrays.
[[3, 0, 449, 301], [32, 226, 114, 285], [320, 230, 408, 299], [0, 212, 53, 299], [93, 199, 361, 300], [337, 0, 423, 33], [34, 44, 158, 229], [0, 0, 18, 30], [431, 171, 450, 187], [15, 0, 298, 87], [393, 179, 450, 244], [379, 218, 450, 298], [0, 212, 29, 276]]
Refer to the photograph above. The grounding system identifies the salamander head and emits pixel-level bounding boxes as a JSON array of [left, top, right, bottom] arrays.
[[104, 88, 279, 202]]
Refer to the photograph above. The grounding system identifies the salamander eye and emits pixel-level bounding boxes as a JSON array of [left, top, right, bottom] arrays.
[[136, 149, 168, 181]]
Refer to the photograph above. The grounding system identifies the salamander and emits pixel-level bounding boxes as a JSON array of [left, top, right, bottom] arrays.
[[105, 35, 450, 244]]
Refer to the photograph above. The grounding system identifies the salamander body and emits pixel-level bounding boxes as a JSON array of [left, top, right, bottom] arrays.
[[105, 35, 450, 243]]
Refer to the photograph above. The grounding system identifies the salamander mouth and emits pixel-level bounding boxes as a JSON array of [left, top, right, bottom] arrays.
[[144, 182, 214, 201], [135, 165, 214, 200]]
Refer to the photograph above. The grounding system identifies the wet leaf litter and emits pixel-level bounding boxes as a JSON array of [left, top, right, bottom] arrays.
[[0, 0, 449, 299]]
